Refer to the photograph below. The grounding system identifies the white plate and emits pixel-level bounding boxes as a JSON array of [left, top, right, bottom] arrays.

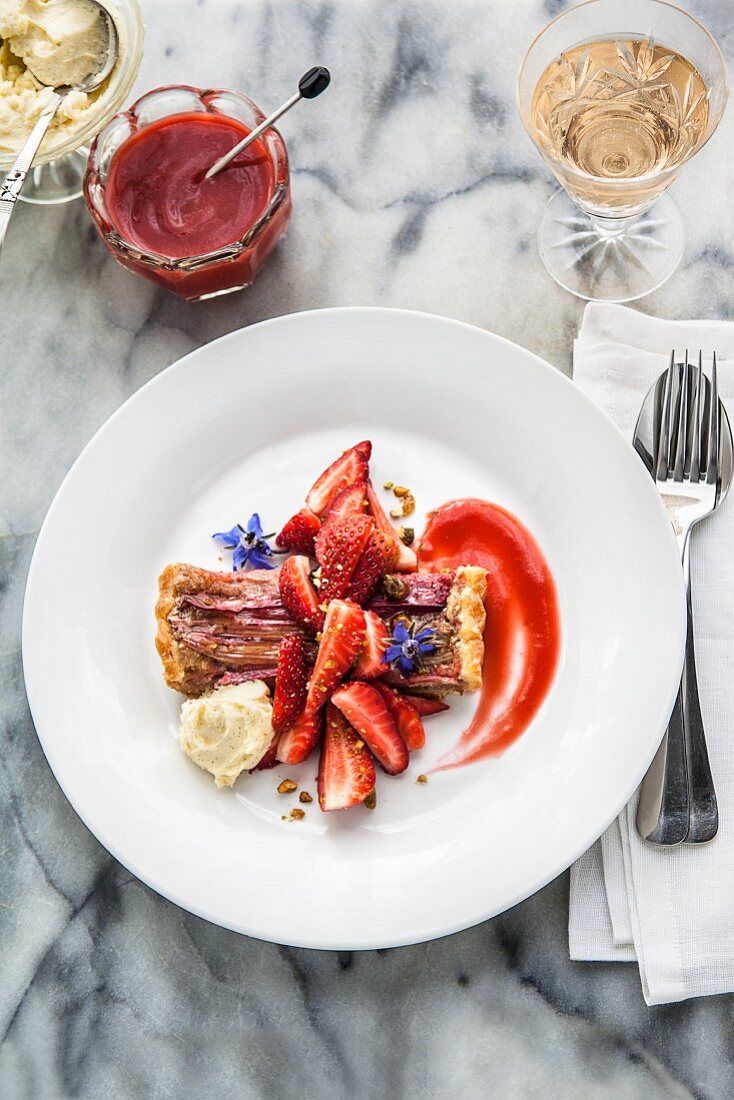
[[23, 308, 685, 949]]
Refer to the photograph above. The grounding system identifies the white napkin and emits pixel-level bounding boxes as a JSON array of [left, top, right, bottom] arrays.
[[569, 303, 734, 1005]]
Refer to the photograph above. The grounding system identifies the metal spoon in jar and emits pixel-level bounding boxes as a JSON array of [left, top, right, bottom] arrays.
[[204, 67, 331, 181], [0, 1, 119, 258]]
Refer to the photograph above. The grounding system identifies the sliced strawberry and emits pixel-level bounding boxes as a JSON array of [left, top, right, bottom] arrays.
[[373, 681, 426, 751], [272, 634, 309, 735], [318, 703, 376, 812], [306, 442, 372, 516], [251, 730, 280, 771], [317, 514, 374, 604], [305, 599, 366, 715], [276, 508, 320, 555], [315, 482, 370, 560], [277, 709, 323, 765], [353, 610, 389, 679], [323, 481, 369, 525], [365, 481, 417, 572], [402, 694, 450, 717], [347, 527, 398, 605], [331, 682, 409, 774], [279, 556, 324, 633]]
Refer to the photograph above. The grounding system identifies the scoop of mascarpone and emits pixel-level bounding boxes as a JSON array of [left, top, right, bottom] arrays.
[[2, 0, 108, 87], [179, 680, 275, 788], [0, 0, 118, 155]]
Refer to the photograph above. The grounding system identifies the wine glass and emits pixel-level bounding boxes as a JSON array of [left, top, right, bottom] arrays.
[[517, 0, 727, 302]]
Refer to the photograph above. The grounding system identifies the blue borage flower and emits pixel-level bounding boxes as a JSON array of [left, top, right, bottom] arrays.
[[384, 619, 437, 674], [212, 513, 277, 571]]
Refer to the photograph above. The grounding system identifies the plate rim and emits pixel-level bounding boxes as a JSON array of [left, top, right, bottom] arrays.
[[22, 306, 686, 949]]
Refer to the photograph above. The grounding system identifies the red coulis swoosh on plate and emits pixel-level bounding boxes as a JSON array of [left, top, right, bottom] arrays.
[[417, 498, 561, 770]]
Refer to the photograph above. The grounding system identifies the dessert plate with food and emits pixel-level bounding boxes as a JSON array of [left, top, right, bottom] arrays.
[[22, 308, 685, 948]]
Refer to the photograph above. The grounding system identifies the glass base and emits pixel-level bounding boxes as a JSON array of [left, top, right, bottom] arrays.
[[18, 148, 89, 205], [537, 189, 684, 303]]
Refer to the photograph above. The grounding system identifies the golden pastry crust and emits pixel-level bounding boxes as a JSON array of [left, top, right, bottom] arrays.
[[446, 566, 488, 692]]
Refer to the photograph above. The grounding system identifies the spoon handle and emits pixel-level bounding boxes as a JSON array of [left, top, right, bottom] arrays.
[[682, 539, 719, 842], [0, 91, 64, 258]]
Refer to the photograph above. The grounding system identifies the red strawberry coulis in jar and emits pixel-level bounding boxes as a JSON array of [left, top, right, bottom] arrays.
[[417, 498, 561, 770], [103, 112, 289, 297]]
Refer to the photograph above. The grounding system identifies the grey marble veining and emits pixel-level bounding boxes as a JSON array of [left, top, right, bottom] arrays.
[[2, 1, 734, 1097]]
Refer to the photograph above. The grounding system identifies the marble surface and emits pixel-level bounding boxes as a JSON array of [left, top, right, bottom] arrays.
[[2, 0, 734, 1096]]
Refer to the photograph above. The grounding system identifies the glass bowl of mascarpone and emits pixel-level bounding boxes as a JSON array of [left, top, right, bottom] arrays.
[[0, 0, 144, 204]]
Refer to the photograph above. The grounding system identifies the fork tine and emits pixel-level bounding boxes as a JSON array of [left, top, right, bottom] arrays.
[[673, 350, 689, 480], [689, 350, 703, 482], [656, 350, 676, 480], [707, 350, 720, 485]]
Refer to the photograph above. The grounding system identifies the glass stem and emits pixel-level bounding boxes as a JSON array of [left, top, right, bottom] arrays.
[[588, 212, 639, 239]]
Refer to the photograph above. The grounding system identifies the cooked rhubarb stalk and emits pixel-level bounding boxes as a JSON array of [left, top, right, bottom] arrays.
[[156, 562, 487, 697], [156, 564, 297, 697]]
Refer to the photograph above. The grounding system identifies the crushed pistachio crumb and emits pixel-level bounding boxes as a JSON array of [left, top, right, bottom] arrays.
[[289, 808, 306, 821], [416, 774, 428, 785], [390, 508, 403, 519], [299, 791, 313, 804], [382, 574, 409, 600], [393, 485, 410, 497], [277, 778, 298, 795], [400, 526, 414, 546], [383, 480, 394, 490], [364, 789, 377, 809]]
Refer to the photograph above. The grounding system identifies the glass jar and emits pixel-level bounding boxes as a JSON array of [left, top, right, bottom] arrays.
[[0, 0, 144, 204], [84, 85, 292, 301]]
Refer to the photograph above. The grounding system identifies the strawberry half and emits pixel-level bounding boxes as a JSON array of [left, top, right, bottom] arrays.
[[276, 508, 320, 556], [306, 442, 372, 516], [331, 682, 409, 774], [373, 681, 426, 751], [322, 481, 369, 525], [315, 482, 369, 560], [277, 708, 323, 765], [365, 480, 417, 572], [305, 599, 366, 716], [402, 694, 450, 717], [318, 703, 376, 812], [353, 610, 389, 679], [272, 634, 309, 735], [347, 527, 398, 605], [279, 556, 324, 633], [317, 514, 374, 604]]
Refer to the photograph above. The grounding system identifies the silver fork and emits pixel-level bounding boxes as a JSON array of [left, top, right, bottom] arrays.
[[636, 351, 721, 845]]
